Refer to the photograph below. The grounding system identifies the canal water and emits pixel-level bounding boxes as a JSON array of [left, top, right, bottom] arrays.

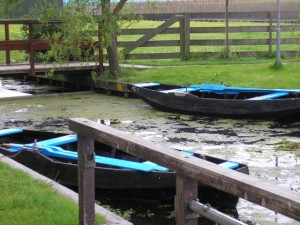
[[0, 77, 299, 225]]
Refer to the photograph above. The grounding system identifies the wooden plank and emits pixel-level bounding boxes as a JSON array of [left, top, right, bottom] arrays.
[[175, 174, 198, 225], [139, 11, 299, 22], [122, 14, 182, 56], [69, 118, 300, 222], [120, 25, 298, 36], [5, 24, 10, 65], [126, 52, 180, 60], [190, 38, 300, 46], [121, 27, 179, 35], [119, 39, 298, 52], [180, 13, 190, 58], [191, 26, 270, 33], [77, 134, 95, 225], [119, 40, 180, 48]]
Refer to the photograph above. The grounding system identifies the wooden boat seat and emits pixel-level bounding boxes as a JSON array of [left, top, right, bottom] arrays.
[[8, 134, 78, 151], [36, 146, 169, 172], [219, 161, 239, 169], [247, 92, 289, 100], [181, 150, 239, 170], [0, 128, 23, 137], [161, 87, 202, 93], [134, 83, 160, 88], [32, 134, 78, 146]]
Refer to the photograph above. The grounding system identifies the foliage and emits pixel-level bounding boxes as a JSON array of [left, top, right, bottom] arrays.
[[26, 1, 99, 75], [0, 0, 22, 17]]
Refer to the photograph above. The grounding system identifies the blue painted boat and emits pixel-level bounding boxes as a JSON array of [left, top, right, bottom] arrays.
[[131, 83, 300, 119], [0, 128, 248, 208]]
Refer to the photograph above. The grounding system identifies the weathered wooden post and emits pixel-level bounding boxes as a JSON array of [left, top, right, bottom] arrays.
[[175, 174, 199, 225], [225, 0, 229, 57], [180, 13, 190, 60], [4, 23, 10, 65], [77, 134, 96, 225], [98, 22, 104, 71], [275, 0, 281, 67], [268, 12, 273, 56], [28, 23, 35, 76]]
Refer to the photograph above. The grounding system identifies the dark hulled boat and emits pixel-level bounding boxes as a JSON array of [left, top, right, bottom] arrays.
[[130, 83, 300, 119], [0, 128, 249, 208]]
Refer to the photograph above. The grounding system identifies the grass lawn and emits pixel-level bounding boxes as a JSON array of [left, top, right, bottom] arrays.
[[121, 61, 300, 89], [0, 162, 105, 225]]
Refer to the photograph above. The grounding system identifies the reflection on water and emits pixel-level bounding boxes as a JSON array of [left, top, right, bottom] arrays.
[[0, 77, 299, 225]]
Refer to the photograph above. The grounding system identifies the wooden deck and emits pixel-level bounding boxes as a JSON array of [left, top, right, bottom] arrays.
[[0, 62, 100, 76], [0, 62, 156, 76]]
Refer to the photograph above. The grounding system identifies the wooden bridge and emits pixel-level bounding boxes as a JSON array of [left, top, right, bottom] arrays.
[[0, 19, 104, 76], [70, 118, 300, 225]]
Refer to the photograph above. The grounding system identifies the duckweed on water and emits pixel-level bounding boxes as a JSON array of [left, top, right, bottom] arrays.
[[275, 139, 300, 156]]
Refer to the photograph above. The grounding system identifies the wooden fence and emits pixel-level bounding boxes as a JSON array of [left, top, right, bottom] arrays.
[[0, 11, 299, 72], [69, 118, 300, 225], [0, 20, 103, 75], [119, 12, 300, 60]]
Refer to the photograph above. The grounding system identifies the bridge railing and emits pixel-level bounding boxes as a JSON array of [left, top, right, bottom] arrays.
[[0, 20, 103, 75], [69, 118, 300, 225]]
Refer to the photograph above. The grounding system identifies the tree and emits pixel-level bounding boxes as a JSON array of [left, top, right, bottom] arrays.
[[42, 0, 130, 78], [1, 0, 63, 18], [0, 0, 22, 17]]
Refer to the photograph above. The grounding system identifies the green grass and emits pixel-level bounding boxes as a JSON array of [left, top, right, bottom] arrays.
[[0, 162, 105, 225], [121, 62, 300, 89]]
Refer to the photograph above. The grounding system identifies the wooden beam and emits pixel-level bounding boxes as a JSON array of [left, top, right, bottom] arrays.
[[122, 14, 182, 56], [4, 24, 10, 65], [77, 134, 95, 225], [69, 118, 300, 222], [175, 174, 198, 225], [180, 13, 190, 59]]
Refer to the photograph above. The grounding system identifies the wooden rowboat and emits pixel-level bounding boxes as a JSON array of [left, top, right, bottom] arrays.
[[0, 128, 249, 207], [130, 83, 300, 119]]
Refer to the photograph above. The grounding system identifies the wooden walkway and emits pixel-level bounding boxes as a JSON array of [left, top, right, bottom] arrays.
[[0, 62, 100, 75], [0, 62, 156, 76]]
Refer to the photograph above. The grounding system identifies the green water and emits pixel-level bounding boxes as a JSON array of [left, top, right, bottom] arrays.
[[1, 92, 299, 225]]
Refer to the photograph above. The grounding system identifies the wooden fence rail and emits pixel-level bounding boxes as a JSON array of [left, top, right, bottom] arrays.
[[0, 20, 103, 75], [69, 118, 300, 225], [119, 12, 300, 60]]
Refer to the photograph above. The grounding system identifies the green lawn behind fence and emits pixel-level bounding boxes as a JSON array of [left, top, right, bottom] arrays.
[[121, 62, 300, 89]]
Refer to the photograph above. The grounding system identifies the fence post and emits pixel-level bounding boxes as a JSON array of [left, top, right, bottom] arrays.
[[77, 134, 95, 225], [28, 23, 35, 76], [268, 12, 273, 56], [98, 22, 104, 71], [4, 23, 10, 65], [175, 174, 199, 225], [180, 13, 190, 59]]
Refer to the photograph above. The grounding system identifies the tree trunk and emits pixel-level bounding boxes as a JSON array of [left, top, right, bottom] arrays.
[[101, 0, 125, 77], [106, 33, 120, 76]]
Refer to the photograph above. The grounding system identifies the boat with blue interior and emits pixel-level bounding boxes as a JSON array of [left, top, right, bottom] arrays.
[[0, 128, 249, 207], [130, 83, 300, 119]]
